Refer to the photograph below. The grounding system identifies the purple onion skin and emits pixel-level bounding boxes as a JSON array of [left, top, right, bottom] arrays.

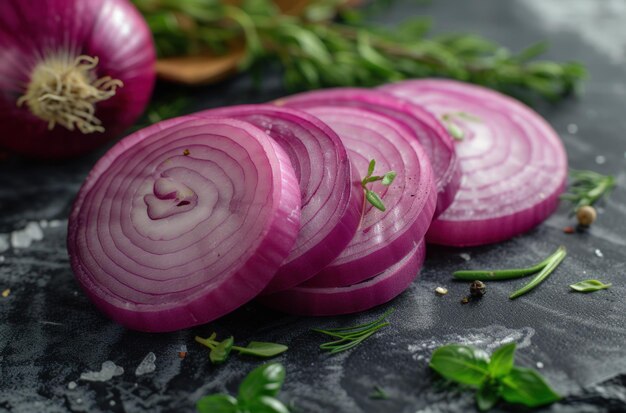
[[68, 116, 301, 332], [0, 0, 156, 159], [261, 240, 426, 316], [198, 105, 363, 294]]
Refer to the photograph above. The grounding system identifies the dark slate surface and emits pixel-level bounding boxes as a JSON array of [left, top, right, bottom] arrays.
[[1, 0, 625, 412]]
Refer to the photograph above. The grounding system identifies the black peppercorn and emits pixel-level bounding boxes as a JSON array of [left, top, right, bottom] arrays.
[[470, 280, 486, 298]]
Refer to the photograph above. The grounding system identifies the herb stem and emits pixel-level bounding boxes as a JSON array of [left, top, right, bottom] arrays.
[[509, 246, 567, 299], [453, 247, 563, 280]]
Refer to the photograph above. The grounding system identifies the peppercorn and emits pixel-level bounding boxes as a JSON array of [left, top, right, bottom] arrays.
[[469, 280, 486, 298], [576, 205, 597, 227]]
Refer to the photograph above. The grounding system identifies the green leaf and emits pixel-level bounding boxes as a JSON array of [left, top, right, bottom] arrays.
[[488, 342, 516, 378], [382, 171, 397, 186], [210, 336, 234, 364], [367, 159, 376, 177], [236, 342, 288, 358], [500, 367, 561, 408], [366, 190, 386, 212], [369, 385, 389, 400], [569, 279, 612, 292], [238, 363, 286, 403], [363, 175, 384, 184], [196, 394, 238, 413], [240, 396, 290, 413], [429, 344, 490, 387], [476, 380, 500, 411], [446, 123, 464, 141]]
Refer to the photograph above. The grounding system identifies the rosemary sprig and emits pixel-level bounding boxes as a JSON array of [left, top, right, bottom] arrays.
[[131, 0, 586, 102], [313, 308, 393, 354], [453, 246, 567, 300], [561, 169, 615, 212], [361, 159, 396, 211]]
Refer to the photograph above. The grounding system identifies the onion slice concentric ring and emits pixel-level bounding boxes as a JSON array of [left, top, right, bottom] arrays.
[[68, 116, 301, 332], [382, 79, 568, 247], [277, 88, 459, 217], [198, 104, 362, 294]]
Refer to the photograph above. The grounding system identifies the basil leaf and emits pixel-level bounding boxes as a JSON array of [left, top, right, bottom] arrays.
[[240, 396, 290, 413], [210, 336, 234, 364], [476, 380, 500, 411], [238, 363, 286, 403], [500, 367, 560, 408], [429, 344, 490, 386], [488, 342, 516, 378], [366, 190, 386, 211], [196, 394, 238, 413], [367, 159, 376, 177], [237, 342, 288, 358], [382, 171, 397, 186], [569, 279, 612, 292]]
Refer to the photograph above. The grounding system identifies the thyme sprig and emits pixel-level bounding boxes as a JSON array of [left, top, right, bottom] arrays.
[[361, 159, 396, 211], [313, 308, 393, 354], [131, 0, 586, 102], [561, 169, 615, 212]]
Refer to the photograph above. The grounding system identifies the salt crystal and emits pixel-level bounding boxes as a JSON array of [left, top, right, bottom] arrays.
[[595, 249, 603, 258], [25, 222, 44, 241], [536, 361, 544, 369], [76, 399, 82, 404], [135, 352, 156, 376], [567, 124, 578, 134], [39, 220, 48, 229], [110, 401, 116, 406], [0, 235, 9, 253], [595, 155, 606, 165], [80, 361, 124, 382], [0, 256, 5, 263], [67, 381, 77, 390], [435, 287, 448, 295], [48, 220, 62, 228], [460, 253, 471, 261], [10, 230, 32, 249]]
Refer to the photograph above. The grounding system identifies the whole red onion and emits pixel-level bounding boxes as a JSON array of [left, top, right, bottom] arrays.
[[0, 0, 156, 159]]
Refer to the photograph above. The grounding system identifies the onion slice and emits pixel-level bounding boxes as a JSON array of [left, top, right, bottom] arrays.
[[68, 117, 301, 332], [298, 106, 436, 288], [198, 105, 362, 294], [260, 240, 425, 316], [382, 79, 568, 246], [277, 88, 459, 217]]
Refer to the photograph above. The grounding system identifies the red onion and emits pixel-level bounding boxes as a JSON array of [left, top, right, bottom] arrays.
[[198, 105, 362, 294], [68, 117, 301, 332], [382, 79, 568, 247], [0, 0, 155, 159], [298, 106, 436, 288], [277, 88, 459, 217], [261, 240, 425, 316]]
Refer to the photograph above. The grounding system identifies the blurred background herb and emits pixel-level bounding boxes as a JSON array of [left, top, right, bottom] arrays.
[[132, 0, 586, 102]]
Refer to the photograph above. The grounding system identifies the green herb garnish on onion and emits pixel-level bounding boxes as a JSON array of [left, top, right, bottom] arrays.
[[430, 342, 560, 411], [313, 308, 393, 354], [361, 159, 397, 211]]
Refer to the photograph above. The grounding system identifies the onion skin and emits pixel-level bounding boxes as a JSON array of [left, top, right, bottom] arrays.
[[68, 116, 301, 332], [260, 240, 425, 316], [198, 105, 362, 294], [300, 107, 436, 288], [383, 79, 568, 247], [277, 88, 459, 217], [0, 0, 156, 159]]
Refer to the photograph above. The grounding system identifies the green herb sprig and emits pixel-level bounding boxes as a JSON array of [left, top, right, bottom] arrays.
[[132, 0, 586, 102], [195, 333, 288, 364], [453, 246, 567, 299], [361, 159, 396, 211], [313, 308, 393, 354], [569, 279, 612, 293], [561, 169, 615, 213], [369, 385, 389, 400], [430, 342, 560, 411], [440, 111, 481, 141], [197, 363, 289, 413]]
